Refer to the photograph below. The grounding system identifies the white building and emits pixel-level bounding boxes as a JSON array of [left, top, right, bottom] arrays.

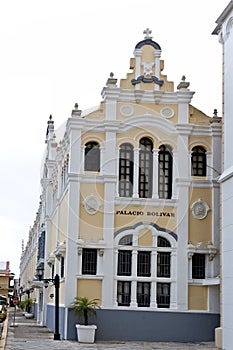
[[213, 1, 233, 349], [20, 29, 221, 341]]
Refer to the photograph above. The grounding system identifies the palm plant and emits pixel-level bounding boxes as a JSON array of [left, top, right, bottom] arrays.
[[70, 296, 100, 325], [23, 298, 34, 313]]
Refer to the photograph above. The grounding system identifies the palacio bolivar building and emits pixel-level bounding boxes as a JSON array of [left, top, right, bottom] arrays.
[[19, 29, 221, 341]]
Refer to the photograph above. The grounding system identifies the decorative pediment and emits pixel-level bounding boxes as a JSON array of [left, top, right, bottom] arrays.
[[187, 241, 218, 261], [46, 253, 55, 266], [54, 241, 66, 258]]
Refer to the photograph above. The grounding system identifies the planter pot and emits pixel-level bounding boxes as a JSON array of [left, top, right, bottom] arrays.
[[76, 324, 97, 343], [25, 313, 34, 319]]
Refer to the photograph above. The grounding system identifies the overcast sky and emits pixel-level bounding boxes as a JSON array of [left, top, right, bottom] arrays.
[[0, 0, 228, 278]]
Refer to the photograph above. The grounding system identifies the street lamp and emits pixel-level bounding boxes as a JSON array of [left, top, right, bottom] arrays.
[[36, 268, 60, 340]]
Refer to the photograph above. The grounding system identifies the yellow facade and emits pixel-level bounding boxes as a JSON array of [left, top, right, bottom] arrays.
[[77, 279, 102, 304], [189, 188, 212, 244], [188, 285, 208, 310]]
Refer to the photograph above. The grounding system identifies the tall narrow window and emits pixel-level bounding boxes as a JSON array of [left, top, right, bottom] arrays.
[[82, 249, 97, 275], [137, 282, 151, 307], [117, 281, 131, 306], [85, 142, 100, 171], [119, 143, 134, 197], [60, 256, 65, 278], [51, 264, 54, 280], [191, 146, 206, 176], [157, 252, 171, 277], [139, 137, 153, 198], [117, 251, 132, 276], [158, 145, 173, 199], [192, 253, 205, 279], [157, 283, 170, 308], [137, 251, 151, 277]]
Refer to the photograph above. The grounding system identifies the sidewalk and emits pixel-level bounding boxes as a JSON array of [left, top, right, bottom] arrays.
[[2, 308, 218, 350]]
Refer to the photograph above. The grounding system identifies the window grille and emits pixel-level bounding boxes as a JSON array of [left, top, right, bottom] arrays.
[[137, 282, 151, 307], [192, 253, 205, 279], [191, 146, 206, 176], [158, 145, 173, 199], [157, 236, 171, 247], [137, 251, 151, 277], [117, 250, 132, 276], [119, 235, 133, 246], [119, 143, 134, 197], [60, 256, 65, 278], [85, 142, 100, 171], [117, 281, 131, 306], [157, 283, 170, 308], [157, 252, 171, 277], [139, 138, 153, 198], [82, 249, 97, 275]]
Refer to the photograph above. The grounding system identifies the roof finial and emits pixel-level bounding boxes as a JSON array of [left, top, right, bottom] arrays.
[[106, 72, 117, 86], [143, 28, 152, 40], [71, 102, 82, 117], [210, 108, 221, 124]]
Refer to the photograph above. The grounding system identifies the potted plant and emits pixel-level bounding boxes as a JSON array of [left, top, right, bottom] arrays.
[[17, 300, 25, 311], [69, 296, 100, 343], [24, 298, 34, 318]]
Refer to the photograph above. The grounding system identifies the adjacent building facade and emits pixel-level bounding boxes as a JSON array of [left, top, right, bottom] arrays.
[[213, 1, 233, 349], [0, 261, 14, 303], [20, 30, 221, 341]]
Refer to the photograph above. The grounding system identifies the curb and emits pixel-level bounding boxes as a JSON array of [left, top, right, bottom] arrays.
[[0, 313, 9, 349]]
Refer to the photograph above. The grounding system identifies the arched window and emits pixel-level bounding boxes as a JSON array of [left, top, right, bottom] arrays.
[[116, 230, 174, 309], [158, 145, 173, 199], [157, 236, 171, 247], [119, 234, 133, 246], [139, 137, 153, 198], [191, 146, 206, 176], [119, 143, 134, 197], [84, 142, 100, 172]]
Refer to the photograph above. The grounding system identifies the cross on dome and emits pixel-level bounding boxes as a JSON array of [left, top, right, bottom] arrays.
[[143, 28, 152, 39]]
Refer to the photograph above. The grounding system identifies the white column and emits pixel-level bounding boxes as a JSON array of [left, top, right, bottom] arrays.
[[172, 150, 178, 199], [113, 278, 118, 307], [134, 49, 142, 90], [152, 149, 159, 199], [130, 250, 138, 307], [80, 146, 85, 174], [150, 251, 157, 308], [170, 251, 177, 309], [176, 182, 189, 311], [97, 251, 104, 276], [153, 50, 162, 91], [188, 254, 193, 280], [115, 148, 120, 197], [102, 129, 117, 307], [69, 129, 82, 174], [133, 148, 139, 198], [206, 152, 212, 179], [113, 249, 118, 307]]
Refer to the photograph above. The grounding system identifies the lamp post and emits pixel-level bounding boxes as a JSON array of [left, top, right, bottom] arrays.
[[36, 268, 60, 340]]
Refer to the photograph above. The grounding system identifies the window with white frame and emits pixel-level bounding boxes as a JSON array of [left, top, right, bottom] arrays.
[[116, 231, 174, 308], [60, 256, 65, 278], [158, 145, 173, 199], [85, 142, 100, 172], [119, 143, 134, 197], [191, 146, 206, 176], [139, 137, 153, 198], [82, 248, 97, 275], [192, 253, 205, 279]]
